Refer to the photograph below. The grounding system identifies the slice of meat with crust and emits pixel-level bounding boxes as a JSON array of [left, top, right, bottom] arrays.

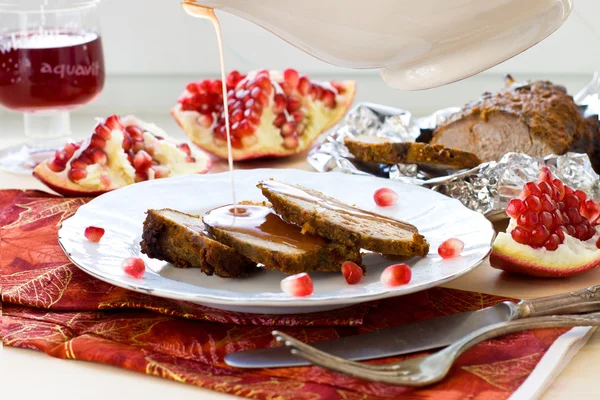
[[431, 80, 600, 169], [203, 204, 362, 275], [141, 208, 255, 278], [258, 180, 429, 257], [344, 136, 481, 170]]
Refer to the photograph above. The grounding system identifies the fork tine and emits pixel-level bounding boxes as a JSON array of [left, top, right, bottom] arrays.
[[272, 331, 409, 380]]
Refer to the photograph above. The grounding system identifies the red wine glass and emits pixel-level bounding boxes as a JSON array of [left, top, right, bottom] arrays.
[[0, 0, 105, 174]]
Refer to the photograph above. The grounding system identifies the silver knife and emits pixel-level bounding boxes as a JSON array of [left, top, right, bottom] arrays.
[[225, 285, 600, 368]]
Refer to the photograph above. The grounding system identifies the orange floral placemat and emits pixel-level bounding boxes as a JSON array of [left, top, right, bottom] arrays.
[[1, 190, 570, 400]]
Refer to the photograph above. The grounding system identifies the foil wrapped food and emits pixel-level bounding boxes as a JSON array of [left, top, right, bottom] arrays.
[[308, 74, 600, 220]]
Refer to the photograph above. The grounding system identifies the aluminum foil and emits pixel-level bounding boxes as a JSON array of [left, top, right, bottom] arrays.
[[308, 75, 600, 220]]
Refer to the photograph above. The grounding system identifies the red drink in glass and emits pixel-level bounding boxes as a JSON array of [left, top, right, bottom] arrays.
[[0, 30, 105, 111]]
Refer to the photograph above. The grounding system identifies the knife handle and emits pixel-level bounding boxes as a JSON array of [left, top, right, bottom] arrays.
[[515, 285, 600, 318]]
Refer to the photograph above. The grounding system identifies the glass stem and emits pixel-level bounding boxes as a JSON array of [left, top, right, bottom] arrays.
[[23, 110, 71, 147]]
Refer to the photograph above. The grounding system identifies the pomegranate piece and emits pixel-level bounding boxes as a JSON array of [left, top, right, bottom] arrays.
[[280, 273, 314, 297], [438, 238, 464, 259], [34, 114, 212, 197], [173, 69, 356, 160], [84, 226, 105, 242], [373, 188, 398, 207], [122, 257, 145, 279], [380, 264, 412, 287], [341, 261, 364, 285]]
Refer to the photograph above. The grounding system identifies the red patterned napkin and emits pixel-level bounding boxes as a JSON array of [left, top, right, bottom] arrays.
[[1, 190, 570, 400]]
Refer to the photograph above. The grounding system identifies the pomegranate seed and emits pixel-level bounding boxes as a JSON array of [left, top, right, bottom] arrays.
[[152, 165, 171, 178], [84, 226, 105, 242], [564, 194, 580, 209], [255, 69, 269, 79], [517, 211, 539, 230], [105, 115, 123, 131], [54, 150, 69, 165], [133, 150, 153, 172], [597, 236, 600, 249], [283, 68, 300, 89], [538, 181, 553, 197], [273, 113, 287, 128], [574, 190, 588, 204], [90, 148, 108, 165], [521, 182, 541, 199], [511, 227, 531, 245], [280, 273, 314, 297], [282, 136, 299, 149], [280, 82, 293, 96], [530, 224, 550, 247], [544, 234, 561, 251], [273, 94, 286, 114], [575, 224, 589, 240], [186, 156, 196, 163], [71, 159, 88, 170], [197, 114, 213, 128], [291, 111, 304, 124], [551, 210, 564, 229], [566, 207, 582, 224], [121, 132, 133, 151], [287, 96, 302, 113], [310, 85, 323, 101], [49, 159, 66, 172], [256, 92, 270, 107], [564, 186, 574, 197], [94, 123, 112, 140], [281, 121, 297, 137], [373, 188, 398, 207], [226, 70, 241, 89], [540, 194, 556, 212], [135, 172, 148, 182], [125, 125, 144, 141], [250, 86, 262, 99], [298, 76, 310, 95], [555, 226, 566, 241], [506, 199, 527, 218], [64, 142, 78, 158], [581, 199, 600, 225], [566, 225, 577, 237], [321, 90, 337, 108], [68, 168, 87, 181], [552, 179, 565, 200], [331, 80, 346, 94], [538, 167, 553, 183], [256, 76, 272, 92], [539, 211, 553, 228], [523, 195, 542, 213], [211, 79, 223, 93], [341, 261, 363, 285], [186, 82, 199, 94], [381, 264, 412, 287], [438, 238, 464, 259], [177, 143, 191, 155], [122, 257, 145, 279]]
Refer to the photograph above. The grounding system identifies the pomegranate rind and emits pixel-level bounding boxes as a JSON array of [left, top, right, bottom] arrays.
[[33, 116, 212, 197], [490, 231, 600, 278], [173, 79, 356, 161]]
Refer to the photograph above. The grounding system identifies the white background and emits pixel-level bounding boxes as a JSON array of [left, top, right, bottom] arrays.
[[1, 0, 600, 118]]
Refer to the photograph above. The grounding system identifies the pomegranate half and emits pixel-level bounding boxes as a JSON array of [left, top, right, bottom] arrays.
[[490, 167, 600, 278], [33, 115, 211, 197], [172, 68, 356, 160]]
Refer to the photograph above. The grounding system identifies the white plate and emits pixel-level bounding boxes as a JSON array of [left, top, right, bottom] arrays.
[[58, 169, 494, 314]]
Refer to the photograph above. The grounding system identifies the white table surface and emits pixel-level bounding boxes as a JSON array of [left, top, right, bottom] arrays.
[[2, 113, 600, 399]]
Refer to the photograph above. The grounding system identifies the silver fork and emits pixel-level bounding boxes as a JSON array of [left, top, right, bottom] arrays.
[[272, 312, 600, 387]]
